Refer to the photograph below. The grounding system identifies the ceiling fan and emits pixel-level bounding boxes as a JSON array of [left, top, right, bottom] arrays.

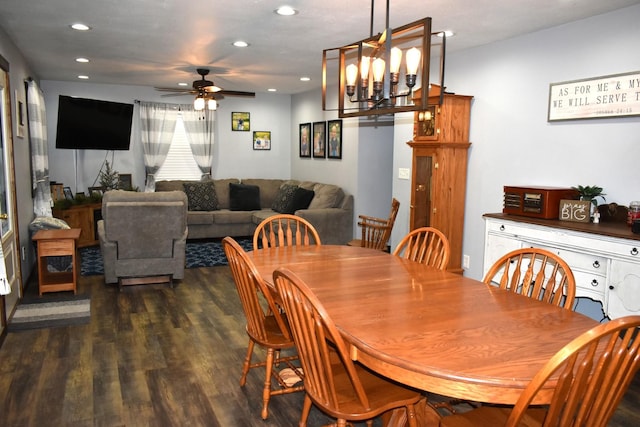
[[155, 68, 256, 101]]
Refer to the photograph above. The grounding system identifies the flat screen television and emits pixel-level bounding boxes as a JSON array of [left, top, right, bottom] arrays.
[[55, 95, 134, 150]]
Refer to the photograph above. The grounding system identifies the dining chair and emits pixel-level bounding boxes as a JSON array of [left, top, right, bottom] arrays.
[[273, 267, 421, 427], [439, 315, 640, 427], [393, 226, 450, 270], [483, 247, 577, 310], [348, 197, 400, 251], [222, 237, 304, 420], [253, 213, 321, 250]]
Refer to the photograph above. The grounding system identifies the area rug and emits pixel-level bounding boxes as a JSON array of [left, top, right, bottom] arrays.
[[8, 295, 91, 331], [80, 237, 254, 276]]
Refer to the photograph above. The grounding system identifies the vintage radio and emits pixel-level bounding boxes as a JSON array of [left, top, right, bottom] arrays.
[[503, 186, 579, 219]]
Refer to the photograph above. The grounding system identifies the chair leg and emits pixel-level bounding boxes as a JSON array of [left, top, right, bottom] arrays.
[[300, 394, 313, 427], [261, 348, 275, 420], [240, 339, 254, 387]]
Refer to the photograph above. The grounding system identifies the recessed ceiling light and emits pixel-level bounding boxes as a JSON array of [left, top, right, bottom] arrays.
[[300, 77, 311, 82], [275, 6, 298, 16], [77, 75, 89, 80], [437, 30, 455, 38], [178, 82, 188, 86], [267, 88, 277, 92], [70, 23, 91, 31], [75, 57, 89, 63], [233, 40, 249, 48]]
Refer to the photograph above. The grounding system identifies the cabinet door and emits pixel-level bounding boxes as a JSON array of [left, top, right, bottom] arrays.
[[411, 154, 434, 229], [483, 233, 522, 278], [608, 260, 640, 319], [59, 209, 92, 246]]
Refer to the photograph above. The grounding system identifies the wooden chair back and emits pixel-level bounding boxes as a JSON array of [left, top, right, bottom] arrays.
[[357, 198, 400, 250], [253, 214, 321, 250], [273, 267, 420, 426], [483, 247, 576, 309], [393, 226, 450, 270], [507, 315, 640, 426], [441, 316, 640, 427], [223, 236, 291, 345]]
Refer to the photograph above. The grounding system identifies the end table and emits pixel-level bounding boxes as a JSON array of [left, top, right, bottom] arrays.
[[32, 228, 81, 296]]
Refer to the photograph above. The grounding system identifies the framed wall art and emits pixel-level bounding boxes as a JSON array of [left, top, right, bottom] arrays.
[[63, 186, 74, 200], [253, 131, 271, 150], [118, 173, 132, 190], [299, 123, 311, 158], [15, 90, 25, 138], [312, 121, 326, 158], [231, 112, 250, 131], [327, 119, 342, 159]]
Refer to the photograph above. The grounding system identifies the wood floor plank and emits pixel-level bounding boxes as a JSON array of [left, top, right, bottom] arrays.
[[0, 264, 637, 426]]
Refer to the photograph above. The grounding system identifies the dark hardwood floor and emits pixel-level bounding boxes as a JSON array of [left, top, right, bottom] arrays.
[[0, 265, 638, 426]]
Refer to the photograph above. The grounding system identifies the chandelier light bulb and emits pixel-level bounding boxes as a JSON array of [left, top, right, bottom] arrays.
[[390, 47, 402, 74], [406, 47, 421, 76], [360, 56, 371, 81], [372, 58, 386, 83], [346, 64, 358, 86]]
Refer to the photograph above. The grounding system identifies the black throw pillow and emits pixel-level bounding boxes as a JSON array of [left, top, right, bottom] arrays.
[[283, 187, 315, 214], [229, 183, 261, 211]]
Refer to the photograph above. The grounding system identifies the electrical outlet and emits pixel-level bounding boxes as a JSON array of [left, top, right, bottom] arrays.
[[463, 254, 470, 269]]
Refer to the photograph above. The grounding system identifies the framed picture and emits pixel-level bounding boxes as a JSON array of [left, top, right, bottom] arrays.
[[299, 123, 311, 158], [88, 186, 104, 196], [312, 121, 326, 158], [253, 131, 271, 150], [327, 119, 342, 159], [231, 112, 250, 131], [63, 186, 74, 200], [118, 173, 132, 190], [15, 90, 25, 138]]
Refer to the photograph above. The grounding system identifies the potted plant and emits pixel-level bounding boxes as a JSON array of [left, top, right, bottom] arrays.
[[572, 185, 606, 219]]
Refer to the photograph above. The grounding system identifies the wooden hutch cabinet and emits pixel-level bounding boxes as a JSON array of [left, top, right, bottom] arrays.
[[53, 203, 102, 247], [407, 85, 473, 272]]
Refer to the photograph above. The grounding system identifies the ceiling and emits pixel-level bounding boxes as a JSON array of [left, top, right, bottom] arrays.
[[1, 0, 638, 96]]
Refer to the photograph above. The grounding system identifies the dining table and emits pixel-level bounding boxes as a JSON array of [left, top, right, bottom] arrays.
[[248, 244, 600, 423]]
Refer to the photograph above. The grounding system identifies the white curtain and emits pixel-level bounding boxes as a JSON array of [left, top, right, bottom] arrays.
[[139, 101, 178, 191], [26, 80, 52, 217], [181, 106, 215, 179]]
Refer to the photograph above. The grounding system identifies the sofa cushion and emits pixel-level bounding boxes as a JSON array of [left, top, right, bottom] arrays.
[[213, 178, 240, 209], [241, 179, 285, 208], [187, 211, 215, 225], [305, 182, 344, 209], [214, 209, 256, 224], [271, 184, 299, 213], [229, 183, 261, 211], [183, 181, 219, 211]]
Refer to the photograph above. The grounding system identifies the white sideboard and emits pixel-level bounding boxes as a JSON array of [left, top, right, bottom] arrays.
[[483, 213, 640, 320]]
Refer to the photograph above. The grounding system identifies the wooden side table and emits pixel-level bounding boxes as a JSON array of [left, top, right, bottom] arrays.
[[32, 228, 81, 296]]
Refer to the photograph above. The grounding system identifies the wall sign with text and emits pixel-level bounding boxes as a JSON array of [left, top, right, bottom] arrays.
[[548, 71, 640, 121], [559, 200, 591, 223]]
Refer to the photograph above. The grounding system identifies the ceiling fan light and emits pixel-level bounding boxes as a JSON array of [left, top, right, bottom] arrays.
[[207, 99, 217, 110], [194, 97, 205, 110]]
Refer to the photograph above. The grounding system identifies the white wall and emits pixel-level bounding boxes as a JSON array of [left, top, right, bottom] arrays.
[[40, 81, 292, 193], [392, 4, 640, 282]]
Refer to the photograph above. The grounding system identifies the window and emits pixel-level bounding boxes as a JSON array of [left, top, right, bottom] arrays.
[[155, 115, 202, 181]]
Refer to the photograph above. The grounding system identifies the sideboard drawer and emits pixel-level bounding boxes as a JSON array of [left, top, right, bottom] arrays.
[[572, 270, 606, 300], [525, 244, 608, 275]]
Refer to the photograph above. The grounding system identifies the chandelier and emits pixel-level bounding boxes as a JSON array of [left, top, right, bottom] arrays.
[[322, 0, 446, 118]]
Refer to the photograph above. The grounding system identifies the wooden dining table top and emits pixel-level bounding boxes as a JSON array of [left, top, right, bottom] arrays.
[[248, 244, 600, 405]]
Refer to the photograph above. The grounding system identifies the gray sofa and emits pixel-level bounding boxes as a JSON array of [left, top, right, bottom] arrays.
[[155, 178, 353, 245]]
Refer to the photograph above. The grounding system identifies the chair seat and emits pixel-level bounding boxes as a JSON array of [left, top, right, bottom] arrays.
[[248, 314, 296, 349]]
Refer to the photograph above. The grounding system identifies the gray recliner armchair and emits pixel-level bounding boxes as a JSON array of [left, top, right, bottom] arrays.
[[97, 190, 188, 287]]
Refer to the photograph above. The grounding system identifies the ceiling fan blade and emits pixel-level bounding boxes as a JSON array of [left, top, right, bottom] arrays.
[[155, 87, 194, 93], [219, 90, 255, 97], [160, 93, 194, 97]]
